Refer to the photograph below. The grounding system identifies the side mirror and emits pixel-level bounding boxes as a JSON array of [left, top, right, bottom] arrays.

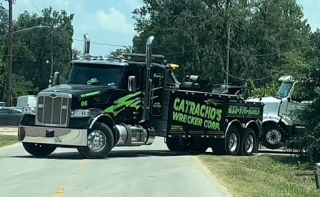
[[53, 72, 60, 86], [128, 76, 136, 92]]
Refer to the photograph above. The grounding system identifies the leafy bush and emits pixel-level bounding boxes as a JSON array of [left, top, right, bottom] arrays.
[[287, 70, 320, 163], [251, 82, 279, 98], [288, 99, 320, 163]]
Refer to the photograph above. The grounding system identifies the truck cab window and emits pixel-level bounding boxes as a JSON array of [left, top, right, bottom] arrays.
[[275, 81, 294, 99], [67, 63, 125, 87]]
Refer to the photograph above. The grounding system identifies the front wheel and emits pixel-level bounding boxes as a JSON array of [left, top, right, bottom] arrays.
[[22, 142, 56, 157], [261, 123, 285, 150], [77, 122, 114, 159]]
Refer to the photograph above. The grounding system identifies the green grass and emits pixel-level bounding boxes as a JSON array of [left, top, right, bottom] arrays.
[[0, 135, 17, 148], [199, 155, 320, 197]]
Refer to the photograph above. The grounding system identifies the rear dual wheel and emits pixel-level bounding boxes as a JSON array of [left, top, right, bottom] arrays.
[[211, 126, 257, 156], [211, 126, 240, 155], [239, 128, 257, 156]]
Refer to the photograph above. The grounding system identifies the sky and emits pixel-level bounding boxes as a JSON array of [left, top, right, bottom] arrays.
[[2, 0, 320, 57]]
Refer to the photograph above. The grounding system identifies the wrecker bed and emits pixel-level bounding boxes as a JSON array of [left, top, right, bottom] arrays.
[[166, 89, 264, 138]]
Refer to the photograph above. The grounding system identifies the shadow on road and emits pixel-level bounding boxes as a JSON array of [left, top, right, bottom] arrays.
[[8, 147, 298, 160], [10, 149, 213, 160]]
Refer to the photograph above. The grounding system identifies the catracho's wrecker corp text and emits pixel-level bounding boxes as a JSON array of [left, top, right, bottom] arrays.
[[172, 97, 222, 130]]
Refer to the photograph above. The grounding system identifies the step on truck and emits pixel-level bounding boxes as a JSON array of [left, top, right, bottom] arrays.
[[18, 34, 264, 159]]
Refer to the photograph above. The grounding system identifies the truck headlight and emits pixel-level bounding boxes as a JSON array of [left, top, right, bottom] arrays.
[[23, 106, 36, 115], [71, 109, 91, 118]]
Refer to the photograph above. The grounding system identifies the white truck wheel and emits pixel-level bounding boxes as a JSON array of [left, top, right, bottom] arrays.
[[261, 123, 285, 149]]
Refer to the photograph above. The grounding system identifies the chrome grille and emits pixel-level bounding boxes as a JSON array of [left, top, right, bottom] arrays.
[[35, 93, 71, 127]]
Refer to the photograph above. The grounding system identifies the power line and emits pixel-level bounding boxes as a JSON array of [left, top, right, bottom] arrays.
[[21, 1, 129, 48], [221, 68, 278, 81], [27, 0, 41, 13], [7, 36, 317, 59], [73, 38, 128, 48], [162, 36, 317, 57]]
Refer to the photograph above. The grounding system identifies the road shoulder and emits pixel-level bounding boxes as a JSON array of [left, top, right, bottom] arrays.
[[198, 154, 320, 197], [0, 135, 18, 150], [193, 156, 233, 197]]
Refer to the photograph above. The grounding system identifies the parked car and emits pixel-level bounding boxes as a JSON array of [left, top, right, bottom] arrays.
[[0, 107, 24, 126], [0, 101, 5, 109]]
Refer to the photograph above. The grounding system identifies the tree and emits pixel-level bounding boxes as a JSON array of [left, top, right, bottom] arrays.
[[107, 46, 132, 58], [131, 0, 311, 85], [288, 30, 320, 163], [72, 48, 81, 59], [12, 7, 74, 91]]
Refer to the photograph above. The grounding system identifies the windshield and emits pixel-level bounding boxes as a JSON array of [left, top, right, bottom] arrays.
[[67, 63, 125, 86], [275, 81, 294, 99]]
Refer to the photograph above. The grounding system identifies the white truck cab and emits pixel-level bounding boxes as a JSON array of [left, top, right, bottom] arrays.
[[246, 75, 310, 149]]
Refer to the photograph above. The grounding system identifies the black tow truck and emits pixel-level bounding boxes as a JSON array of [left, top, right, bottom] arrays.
[[18, 34, 264, 159]]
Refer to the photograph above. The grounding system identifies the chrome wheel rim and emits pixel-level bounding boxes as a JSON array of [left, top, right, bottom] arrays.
[[228, 133, 238, 152], [266, 129, 281, 145], [87, 130, 107, 152], [245, 134, 254, 153]]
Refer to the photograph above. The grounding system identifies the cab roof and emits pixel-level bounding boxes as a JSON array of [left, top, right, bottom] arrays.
[[71, 59, 128, 66], [71, 53, 167, 67], [71, 56, 169, 70]]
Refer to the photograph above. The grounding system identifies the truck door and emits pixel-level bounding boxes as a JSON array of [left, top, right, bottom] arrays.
[[150, 68, 164, 117], [285, 82, 310, 125]]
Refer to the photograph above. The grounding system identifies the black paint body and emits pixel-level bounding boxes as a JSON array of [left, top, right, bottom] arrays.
[[20, 59, 264, 140]]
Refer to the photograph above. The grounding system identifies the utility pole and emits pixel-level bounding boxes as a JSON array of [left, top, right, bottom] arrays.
[[49, 27, 53, 87], [7, 0, 13, 107], [225, 0, 230, 85]]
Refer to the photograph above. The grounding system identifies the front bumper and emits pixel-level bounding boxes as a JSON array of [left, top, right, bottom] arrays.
[[18, 125, 88, 146]]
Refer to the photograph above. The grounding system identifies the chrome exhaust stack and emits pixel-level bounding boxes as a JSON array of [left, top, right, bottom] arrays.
[[141, 36, 155, 121], [83, 33, 90, 57]]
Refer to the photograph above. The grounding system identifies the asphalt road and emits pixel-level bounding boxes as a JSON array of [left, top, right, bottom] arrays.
[[0, 137, 226, 197]]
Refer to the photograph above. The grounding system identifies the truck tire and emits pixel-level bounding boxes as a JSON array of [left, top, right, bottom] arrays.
[[211, 126, 240, 155], [261, 123, 284, 150], [166, 137, 190, 152], [77, 122, 114, 159], [22, 142, 56, 157], [239, 128, 257, 156]]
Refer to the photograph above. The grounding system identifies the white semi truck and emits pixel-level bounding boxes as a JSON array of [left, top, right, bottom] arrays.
[[246, 75, 311, 149]]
